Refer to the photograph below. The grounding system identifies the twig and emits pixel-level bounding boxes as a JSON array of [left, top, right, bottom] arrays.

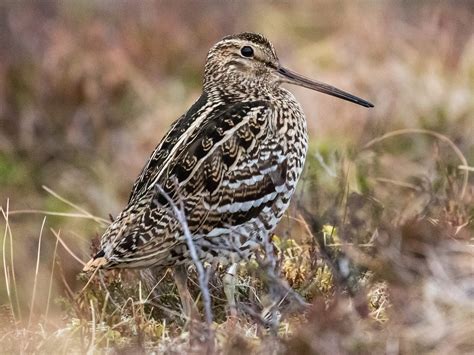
[[140, 299, 187, 320], [76, 265, 101, 299], [297, 206, 357, 297], [256, 247, 309, 308], [144, 268, 170, 303], [155, 185, 214, 334], [98, 273, 122, 312], [260, 232, 281, 333], [314, 150, 337, 177]]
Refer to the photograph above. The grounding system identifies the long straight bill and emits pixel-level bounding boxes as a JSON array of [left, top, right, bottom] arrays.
[[277, 67, 374, 108]]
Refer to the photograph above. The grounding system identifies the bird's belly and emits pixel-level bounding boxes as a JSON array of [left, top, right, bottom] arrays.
[[138, 137, 308, 269], [194, 183, 298, 266], [190, 140, 308, 265]]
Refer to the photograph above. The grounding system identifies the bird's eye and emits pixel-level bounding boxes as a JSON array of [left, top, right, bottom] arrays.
[[240, 46, 254, 57]]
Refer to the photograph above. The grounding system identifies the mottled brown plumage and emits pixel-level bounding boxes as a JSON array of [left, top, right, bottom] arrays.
[[83, 32, 373, 313]]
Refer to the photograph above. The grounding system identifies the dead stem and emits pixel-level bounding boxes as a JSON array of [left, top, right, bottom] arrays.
[[362, 128, 469, 199], [50, 228, 86, 266], [44, 238, 59, 325], [155, 184, 214, 345], [28, 216, 46, 329]]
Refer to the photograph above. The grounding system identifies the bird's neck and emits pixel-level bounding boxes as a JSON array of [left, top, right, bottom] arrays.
[[204, 80, 280, 103]]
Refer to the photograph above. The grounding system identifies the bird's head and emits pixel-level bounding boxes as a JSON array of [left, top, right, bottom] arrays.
[[204, 32, 373, 108]]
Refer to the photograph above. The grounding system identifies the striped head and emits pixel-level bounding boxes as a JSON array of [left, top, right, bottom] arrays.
[[203, 32, 374, 107], [204, 32, 280, 92]]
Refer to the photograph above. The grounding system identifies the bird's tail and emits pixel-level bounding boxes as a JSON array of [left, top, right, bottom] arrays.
[[83, 250, 109, 272]]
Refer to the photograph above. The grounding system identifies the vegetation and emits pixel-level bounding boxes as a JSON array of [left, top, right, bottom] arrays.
[[0, 1, 473, 353]]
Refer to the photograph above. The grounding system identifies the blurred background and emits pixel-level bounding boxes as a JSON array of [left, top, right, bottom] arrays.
[[0, 0, 473, 352]]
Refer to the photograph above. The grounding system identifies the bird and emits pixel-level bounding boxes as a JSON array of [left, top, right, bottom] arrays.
[[83, 32, 373, 317]]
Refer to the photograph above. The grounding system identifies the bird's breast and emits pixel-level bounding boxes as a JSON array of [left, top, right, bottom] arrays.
[[271, 92, 309, 183]]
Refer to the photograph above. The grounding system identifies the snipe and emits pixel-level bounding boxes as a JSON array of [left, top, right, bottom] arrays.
[[84, 32, 373, 317]]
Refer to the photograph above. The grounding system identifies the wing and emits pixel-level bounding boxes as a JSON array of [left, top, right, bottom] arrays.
[[151, 99, 288, 235], [100, 99, 287, 268], [186, 136, 288, 237], [129, 93, 219, 203]]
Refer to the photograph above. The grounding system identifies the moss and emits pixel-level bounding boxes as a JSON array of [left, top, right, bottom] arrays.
[[0, 153, 29, 186]]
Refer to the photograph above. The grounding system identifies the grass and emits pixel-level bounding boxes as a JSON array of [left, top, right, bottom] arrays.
[[1, 130, 472, 353], [0, 0, 473, 353]]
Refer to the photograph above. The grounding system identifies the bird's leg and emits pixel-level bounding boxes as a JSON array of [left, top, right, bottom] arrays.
[[223, 263, 239, 317], [173, 265, 199, 321]]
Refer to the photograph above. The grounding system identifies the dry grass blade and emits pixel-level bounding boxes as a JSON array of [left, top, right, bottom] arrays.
[[42, 186, 109, 226], [77, 264, 101, 298], [458, 165, 474, 172], [28, 216, 46, 329], [50, 228, 86, 266], [1, 203, 14, 323], [374, 177, 422, 191], [99, 292, 109, 325], [1, 201, 22, 322], [144, 268, 170, 304], [44, 238, 59, 325], [362, 128, 470, 199], [8, 210, 109, 224], [87, 299, 96, 355]]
